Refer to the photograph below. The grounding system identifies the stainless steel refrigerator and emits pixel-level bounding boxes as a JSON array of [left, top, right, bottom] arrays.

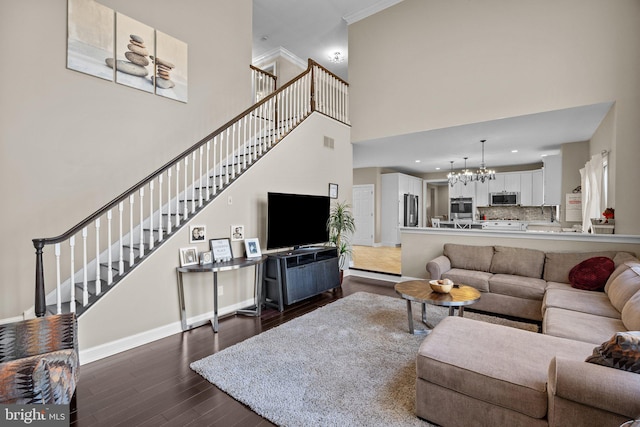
[[404, 194, 419, 227]]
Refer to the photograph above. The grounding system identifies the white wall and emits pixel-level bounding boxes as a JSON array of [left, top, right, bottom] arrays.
[[0, 0, 252, 319], [78, 113, 352, 354], [349, 0, 640, 234]]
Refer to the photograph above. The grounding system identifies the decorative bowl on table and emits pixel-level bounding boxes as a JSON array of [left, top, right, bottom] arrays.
[[429, 279, 454, 293]]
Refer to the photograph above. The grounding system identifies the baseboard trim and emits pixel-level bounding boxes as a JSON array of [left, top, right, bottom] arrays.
[[79, 298, 255, 365]]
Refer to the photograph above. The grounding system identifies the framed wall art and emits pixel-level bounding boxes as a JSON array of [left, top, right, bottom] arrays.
[[190, 225, 206, 243]]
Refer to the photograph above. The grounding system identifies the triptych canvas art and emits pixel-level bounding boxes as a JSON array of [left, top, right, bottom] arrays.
[[66, 0, 188, 103]]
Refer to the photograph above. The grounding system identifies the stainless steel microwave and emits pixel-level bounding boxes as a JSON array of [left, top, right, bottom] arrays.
[[490, 192, 520, 206]]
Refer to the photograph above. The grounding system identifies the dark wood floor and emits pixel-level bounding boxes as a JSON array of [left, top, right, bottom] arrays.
[[70, 275, 398, 427]]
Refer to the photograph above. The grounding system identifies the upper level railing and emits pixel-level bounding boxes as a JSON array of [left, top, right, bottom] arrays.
[[32, 59, 349, 317], [251, 65, 277, 102]]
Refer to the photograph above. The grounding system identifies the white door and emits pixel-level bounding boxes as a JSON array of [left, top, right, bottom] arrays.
[[352, 185, 375, 246]]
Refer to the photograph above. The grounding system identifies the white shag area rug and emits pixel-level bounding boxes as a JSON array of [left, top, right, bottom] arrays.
[[190, 291, 538, 427]]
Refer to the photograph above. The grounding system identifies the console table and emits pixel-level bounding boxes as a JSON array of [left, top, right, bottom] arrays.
[[176, 255, 267, 333], [264, 247, 340, 311]]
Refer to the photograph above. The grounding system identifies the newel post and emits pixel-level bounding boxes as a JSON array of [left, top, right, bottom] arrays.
[[309, 60, 316, 112], [33, 239, 46, 317]]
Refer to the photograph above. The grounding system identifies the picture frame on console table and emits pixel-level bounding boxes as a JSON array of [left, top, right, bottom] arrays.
[[199, 251, 212, 265], [179, 247, 199, 267], [244, 238, 262, 258], [210, 238, 233, 262]]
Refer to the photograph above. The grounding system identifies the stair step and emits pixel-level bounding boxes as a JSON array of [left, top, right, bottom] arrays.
[[46, 301, 87, 316], [74, 279, 107, 297]]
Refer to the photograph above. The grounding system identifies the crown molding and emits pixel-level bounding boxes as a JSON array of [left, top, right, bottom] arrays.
[[343, 0, 404, 25], [252, 47, 307, 70]]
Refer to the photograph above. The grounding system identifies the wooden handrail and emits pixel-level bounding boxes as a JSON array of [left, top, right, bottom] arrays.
[[250, 64, 277, 82]]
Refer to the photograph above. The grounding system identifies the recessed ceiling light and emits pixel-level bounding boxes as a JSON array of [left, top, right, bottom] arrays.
[[511, 150, 518, 153], [415, 160, 421, 163], [435, 167, 441, 170], [541, 154, 548, 157]]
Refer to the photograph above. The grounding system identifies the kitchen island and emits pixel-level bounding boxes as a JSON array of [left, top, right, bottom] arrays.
[[399, 226, 640, 280], [435, 220, 564, 232]]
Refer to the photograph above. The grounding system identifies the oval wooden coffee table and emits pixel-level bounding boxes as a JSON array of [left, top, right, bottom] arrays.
[[394, 280, 481, 334]]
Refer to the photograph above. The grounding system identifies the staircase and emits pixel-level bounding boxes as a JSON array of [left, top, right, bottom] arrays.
[[32, 59, 349, 317]]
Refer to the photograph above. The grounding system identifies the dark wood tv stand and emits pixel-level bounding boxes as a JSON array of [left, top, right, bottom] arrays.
[[264, 247, 340, 311]]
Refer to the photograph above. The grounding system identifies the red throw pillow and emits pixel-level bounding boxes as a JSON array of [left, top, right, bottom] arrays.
[[568, 257, 615, 291]]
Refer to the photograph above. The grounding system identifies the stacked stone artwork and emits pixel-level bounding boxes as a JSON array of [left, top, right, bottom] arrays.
[[105, 34, 150, 77], [150, 56, 176, 89]]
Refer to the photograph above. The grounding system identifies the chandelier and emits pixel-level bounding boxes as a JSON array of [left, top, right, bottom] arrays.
[[447, 158, 474, 187], [473, 139, 496, 183], [459, 157, 473, 186], [447, 161, 457, 187]]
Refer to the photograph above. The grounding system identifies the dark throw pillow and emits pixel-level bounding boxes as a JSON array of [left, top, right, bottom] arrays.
[[568, 256, 615, 291], [585, 331, 640, 374]]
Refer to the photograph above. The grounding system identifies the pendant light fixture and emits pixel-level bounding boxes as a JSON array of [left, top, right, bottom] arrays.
[[447, 161, 458, 187], [474, 139, 496, 183]]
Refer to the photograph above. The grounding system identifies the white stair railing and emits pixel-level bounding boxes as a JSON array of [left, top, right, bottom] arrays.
[[33, 59, 349, 317]]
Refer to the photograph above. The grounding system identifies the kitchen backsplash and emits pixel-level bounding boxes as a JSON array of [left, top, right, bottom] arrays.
[[477, 206, 557, 221]]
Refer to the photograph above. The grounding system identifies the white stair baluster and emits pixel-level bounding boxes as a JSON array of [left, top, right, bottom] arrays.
[[107, 210, 113, 284], [242, 116, 247, 169], [139, 188, 145, 258], [205, 141, 211, 201], [129, 195, 135, 266], [198, 146, 204, 207], [183, 157, 189, 219], [95, 218, 101, 295], [149, 181, 155, 250], [232, 124, 237, 178], [69, 236, 76, 313], [175, 163, 181, 227], [55, 243, 61, 314], [218, 133, 223, 189], [191, 152, 196, 213], [250, 108, 255, 163], [118, 201, 124, 274], [212, 136, 217, 196], [166, 169, 172, 234], [158, 174, 164, 242], [82, 227, 88, 306], [225, 128, 230, 185]]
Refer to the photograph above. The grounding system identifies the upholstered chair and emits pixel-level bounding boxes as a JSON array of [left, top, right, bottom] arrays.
[[0, 313, 78, 405]]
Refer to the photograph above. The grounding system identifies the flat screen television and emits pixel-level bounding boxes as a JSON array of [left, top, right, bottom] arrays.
[[267, 192, 330, 250]]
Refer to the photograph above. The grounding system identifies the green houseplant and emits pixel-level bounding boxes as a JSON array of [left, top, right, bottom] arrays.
[[326, 201, 356, 272]]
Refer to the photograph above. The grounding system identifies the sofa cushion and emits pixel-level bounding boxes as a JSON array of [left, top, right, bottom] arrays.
[[543, 307, 627, 345], [607, 262, 640, 312], [489, 274, 546, 300], [489, 246, 545, 278], [605, 261, 634, 294], [621, 290, 640, 331], [542, 288, 621, 319], [543, 251, 618, 284], [568, 256, 615, 291], [585, 331, 640, 374], [443, 244, 493, 272], [417, 317, 595, 419], [442, 268, 492, 292]]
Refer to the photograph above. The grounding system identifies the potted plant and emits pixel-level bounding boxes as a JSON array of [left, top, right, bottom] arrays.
[[326, 201, 356, 281]]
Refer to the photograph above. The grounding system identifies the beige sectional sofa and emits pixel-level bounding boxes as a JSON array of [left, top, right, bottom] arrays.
[[418, 244, 640, 426]]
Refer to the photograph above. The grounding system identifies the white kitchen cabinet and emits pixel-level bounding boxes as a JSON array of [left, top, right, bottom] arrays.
[[488, 172, 520, 193], [450, 180, 476, 198], [475, 180, 489, 206], [532, 169, 543, 206], [543, 155, 562, 205], [520, 172, 533, 206], [381, 173, 423, 246], [504, 173, 521, 192], [519, 170, 544, 206]]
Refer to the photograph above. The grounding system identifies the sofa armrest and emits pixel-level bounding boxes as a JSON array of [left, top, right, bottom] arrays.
[[426, 255, 452, 280], [548, 356, 640, 419]]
